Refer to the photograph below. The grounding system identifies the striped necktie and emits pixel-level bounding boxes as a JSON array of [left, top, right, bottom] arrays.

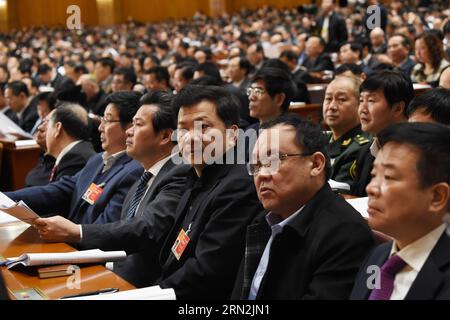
[[126, 171, 153, 220]]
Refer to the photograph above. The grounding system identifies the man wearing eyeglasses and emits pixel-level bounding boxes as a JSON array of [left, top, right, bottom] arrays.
[[6, 92, 143, 225], [231, 113, 374, 300]]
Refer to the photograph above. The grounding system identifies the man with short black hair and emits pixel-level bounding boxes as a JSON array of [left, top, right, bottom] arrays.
[[407, 88, 450, 126], [351, 122, 450, 300], [227, 56, 253, 91], [352, 70, 414, 196], [95, 57, 115, 94], [387, 34, 416, 77], [144, 66, 171, 92], [232, 113, 374, 299], [155, 85, 263, 299], [4, 81, 39, 133], [112, 68, 137, 92]]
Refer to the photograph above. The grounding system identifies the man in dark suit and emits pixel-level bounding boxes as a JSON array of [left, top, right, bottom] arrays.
[[36, 104, 96, 182], [315, 0, 348, 53], [34, 91, 189, 288], [351, 123, 450, 300], [227, 56, 252, 91], [0, 274, 7, 300], [155, 85, 263, 300], [7, 92, 143, 225], [300, 36, 334, 83], [387, 34, 416, 77], [4, 81, 39, 133], [232, 114, 374, 300], [351, 70, 413, 196]]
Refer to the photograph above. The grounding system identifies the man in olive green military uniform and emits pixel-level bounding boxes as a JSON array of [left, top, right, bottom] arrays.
[[323, 76, 372, 187]]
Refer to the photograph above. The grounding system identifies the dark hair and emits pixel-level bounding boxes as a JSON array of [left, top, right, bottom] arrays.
[[406, 88, 450, 126], [238, 57, 253, 76], [195, 62, 223, 84], [105, 91, 142, 128], [19, 58, 33, 75], [5, 81, 29, 97], [114, 68, 137, 86], [173, 85, 240, 127], [22, 77, 39, 89], [339, 41, 363, 60], [139, 91, 176, 133], [189, 76, 221, 86], [97, 57, 115, 73], [360, 70, 414, 115], [280, 50, 299, 62], [252, 67, 296, 112], [37, 63, 52, 75], [335, 63, 364, 76], [37, 92, 57, 111], [261, 113, 332, 181], [416, 32, 446, 72], [378, 122, 450, 188], [175, 63, 196, 82], [146, 66, 170, 86], [444, 20, 450, 35], [50, 104, 90, 140], [74, 64, 89, 75], [195, 47, 213, 60], [0, 64, 10, 82]]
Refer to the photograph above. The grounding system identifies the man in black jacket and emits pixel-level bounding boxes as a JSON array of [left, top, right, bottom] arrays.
[[0, 274, 7, 300], [315, 0, 348, 53], [232, 114, 374, 300], [4, 81, 39, 133]]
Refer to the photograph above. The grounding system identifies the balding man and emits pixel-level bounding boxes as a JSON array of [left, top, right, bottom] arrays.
[[387, 34, 416, 77], [78, 74, 108, 116], [370, 27, 387, 54], [300, 36, 334, 82], [324, 76, 372, 186]]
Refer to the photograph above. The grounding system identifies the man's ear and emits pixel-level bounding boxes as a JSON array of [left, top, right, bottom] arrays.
[[310, 152, 326, 177], [54, 122, 63, 137], [429, 182, 450, 215], [274, 92, 286, 110], [392, 101, 406, 118], [159, 128, 174, 145]]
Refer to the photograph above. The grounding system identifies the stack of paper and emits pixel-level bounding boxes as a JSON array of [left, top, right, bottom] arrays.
[[0, 112, 34, 140], [329, 179, 351, 192], [1, 249, 127, 269], [0, 192, 39, 225], [64, 286, 176, 300]]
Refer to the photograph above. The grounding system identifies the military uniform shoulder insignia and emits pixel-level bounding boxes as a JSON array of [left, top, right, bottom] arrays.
[[341, 138, 352, 147], [355, 135, 370, 145]]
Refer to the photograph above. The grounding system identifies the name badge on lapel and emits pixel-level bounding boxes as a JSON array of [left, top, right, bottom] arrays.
[[82, 183, 105, 205], [171, 226, 191, 260]]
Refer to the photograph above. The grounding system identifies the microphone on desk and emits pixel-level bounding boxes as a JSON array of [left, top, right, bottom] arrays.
[[59, 288, 119, 300]]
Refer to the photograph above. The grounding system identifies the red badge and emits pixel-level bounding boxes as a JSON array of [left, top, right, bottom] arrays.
[[82, 183, 105, 205], [171, 229, 191, 260]]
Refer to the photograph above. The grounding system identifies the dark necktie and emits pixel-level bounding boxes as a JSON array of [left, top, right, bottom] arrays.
[[126, 171, 153, 220], [369, 254, 407, 300], [49, 165, 58, 182]]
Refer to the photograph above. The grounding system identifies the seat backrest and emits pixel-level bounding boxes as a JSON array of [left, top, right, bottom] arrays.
[[289, 103, 322, 125]]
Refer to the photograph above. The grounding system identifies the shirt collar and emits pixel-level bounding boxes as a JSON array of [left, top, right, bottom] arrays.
[[102, 150, 126, 164], [145, 154, 173, 177], [265, 205, 306, 230], [55, 140, 83, 165], [390, 224, 446, 272], [370, 138, 381, 157]]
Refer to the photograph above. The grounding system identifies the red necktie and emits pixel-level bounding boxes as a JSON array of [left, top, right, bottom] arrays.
[[49, 165, 58, 182]]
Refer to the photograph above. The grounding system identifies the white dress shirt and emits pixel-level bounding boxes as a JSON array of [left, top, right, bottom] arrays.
[[390, 224, 446, 300]]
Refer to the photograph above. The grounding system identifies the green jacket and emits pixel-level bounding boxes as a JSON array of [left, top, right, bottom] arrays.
[[327, 126, 372, 187]]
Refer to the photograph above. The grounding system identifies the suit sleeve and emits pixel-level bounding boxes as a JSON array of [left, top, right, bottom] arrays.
[[159, 176, 264, 300], [80, 170, 188, 253], [302, 220, 375, 300], [5, 174, 79, 217]]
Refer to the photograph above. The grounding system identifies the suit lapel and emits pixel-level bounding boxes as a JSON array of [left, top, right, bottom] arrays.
[[405, 234, 450, 300], [241, 221, 271, 299]]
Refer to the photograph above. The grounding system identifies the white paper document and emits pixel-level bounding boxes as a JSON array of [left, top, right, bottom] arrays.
[[329, 179, 351, 192], [1, 249, 127, 269], [0, 192, 39, 225], [64, 286, 176, 300], [346, 197, 369, 219]]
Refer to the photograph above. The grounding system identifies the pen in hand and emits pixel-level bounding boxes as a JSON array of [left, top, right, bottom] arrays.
[[59, 288, 119, 300]]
